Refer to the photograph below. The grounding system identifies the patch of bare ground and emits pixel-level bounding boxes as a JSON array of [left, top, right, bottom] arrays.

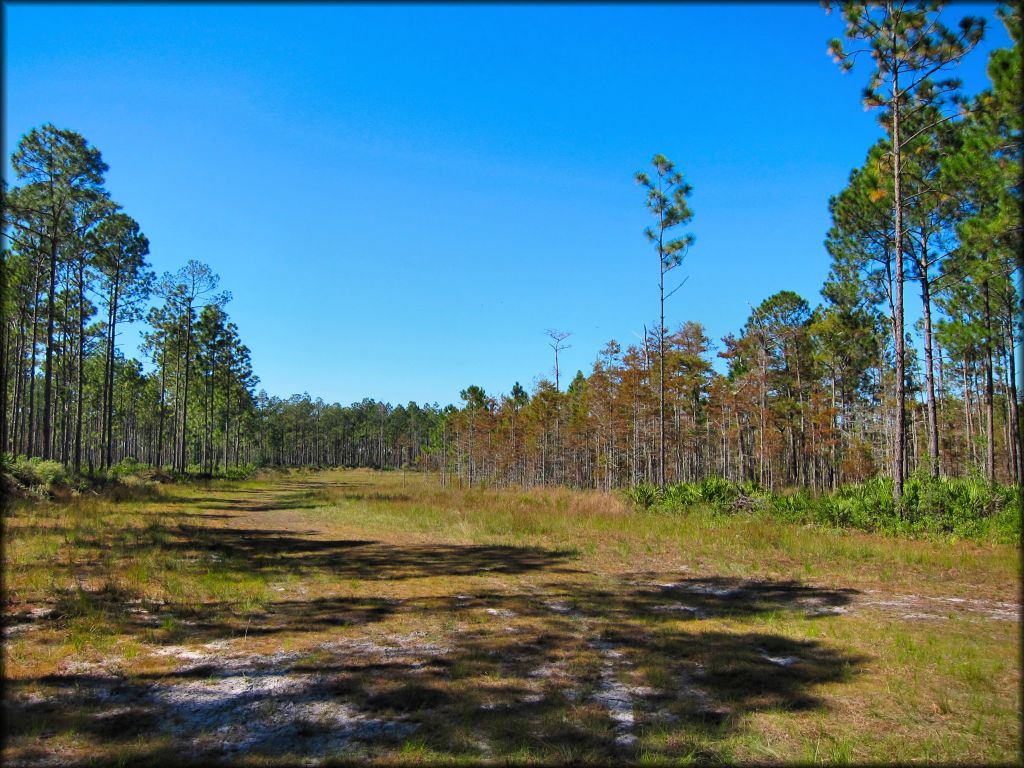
[[627, 573, 1019, 623], [6, 633, 447, 766], [856, 590, 1020, 622]]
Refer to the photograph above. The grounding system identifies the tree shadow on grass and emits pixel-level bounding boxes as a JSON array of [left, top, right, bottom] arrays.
[[1, 525, 579, 646], [157, 524, 582, 580], [372, 624, 863, 762], [4, 516, 581, 595], [137, 512, 240, 520], [163, 490, 335, 513], [3, 585, 402, 647], [573, 574, 858, 621], [337, 492, 413, 503], [4, 576, 867, 765]]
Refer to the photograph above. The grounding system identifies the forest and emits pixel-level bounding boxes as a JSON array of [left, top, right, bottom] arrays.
[[1, 4, 1020, 498]]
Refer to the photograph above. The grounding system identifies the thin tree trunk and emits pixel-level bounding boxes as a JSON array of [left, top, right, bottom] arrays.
[[180, 309, 193, 473], [963, 357, 977, 467], [1001, 353, 1015, 482], [0, 312, 8, 456], [10, 312, 26, 453], [42, 230, 60, 460], [891, 62, 906, 503], [983, 279, 995, 483], [920, 261, 939, 478], [26, 263, 42, 456], [171, 345, 182, 472], [73, 257, 87, 473], [156, 343, 167, 467], [1005, 295, 1022, 484], [224, 380, 230, 473], [58, 312, 71, 464], [659, 265, 666, 488], [104, 275, 120, 469]]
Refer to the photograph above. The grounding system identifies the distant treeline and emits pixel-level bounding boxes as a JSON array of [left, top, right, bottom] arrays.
[[1, 3, 1020, 491]]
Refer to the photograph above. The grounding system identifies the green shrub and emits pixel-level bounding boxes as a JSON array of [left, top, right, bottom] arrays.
[[9, 455, 67, 489], [628, 471, 1020, 543], [222, 463, 257, 481], [651, 477, 762, 513], [108, 457, 148, 477], [770, 474, 1021, 542], [659, 482, 701, 507], [625, 482, 662, 509], [698, 476, 738, 508]]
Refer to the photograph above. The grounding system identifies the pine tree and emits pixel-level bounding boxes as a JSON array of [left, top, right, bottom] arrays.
[[635, 154, 695, 487], [6, 125, 111, 459], [826, 0, 984, 500]]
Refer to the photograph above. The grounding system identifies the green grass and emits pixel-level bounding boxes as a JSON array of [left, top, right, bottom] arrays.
[[2, 468, 1019, 765]]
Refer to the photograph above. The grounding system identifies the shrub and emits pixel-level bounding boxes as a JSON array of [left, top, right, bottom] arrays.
[[659, 482, 701, 507], [766, 474, 1020, 542], [222, 463, 257, 481], [108, 457, 148, 477], [627, 471, 1020, 543], [651, 477, 756, 513], [698, 476, 739, 508], [625, 482, 662, 509], [9, 455, 67, 489]]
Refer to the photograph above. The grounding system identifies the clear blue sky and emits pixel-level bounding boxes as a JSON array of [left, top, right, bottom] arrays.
[[4, 3, 1009, 408]]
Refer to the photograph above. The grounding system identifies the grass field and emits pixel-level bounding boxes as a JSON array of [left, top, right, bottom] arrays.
[[2, 468, 1020, 765]]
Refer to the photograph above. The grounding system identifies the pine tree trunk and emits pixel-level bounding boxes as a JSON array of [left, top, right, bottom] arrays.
[[59, 318, 71, 464], [1004, 295, 1022, 484], [658, 265, 666, 488], [920, 263, 939, 478], [42, 235, 59, 460], [26, 264, 41, 457], [224, 381, 230, 472], [0, 312, 8, 456], [963, 357, 976, 467], [1001, 355, 1014, 481], [180, 309, 193, 473], [891, 67, 906, 503], [156, 344, 167, 467], [104, 277, 120, 469], [983, 279, 995, 482], [171, 345, 181, 472], [10, 314, 26, 453], [74, 259, 86, 473]]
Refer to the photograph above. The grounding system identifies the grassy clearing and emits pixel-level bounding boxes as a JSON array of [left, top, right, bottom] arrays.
[[2, 468, 1019, 765]]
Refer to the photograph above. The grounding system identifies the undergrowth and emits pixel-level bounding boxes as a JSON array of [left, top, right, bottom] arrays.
[[1, 453, 261, 499], [627, 473, 1021, 543]]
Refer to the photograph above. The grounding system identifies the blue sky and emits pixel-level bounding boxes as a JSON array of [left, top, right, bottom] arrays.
[[4, 3, 1009, 407]]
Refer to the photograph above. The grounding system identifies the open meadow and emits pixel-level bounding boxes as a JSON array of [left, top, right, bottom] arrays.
[[2, 468, 1020, 765]]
